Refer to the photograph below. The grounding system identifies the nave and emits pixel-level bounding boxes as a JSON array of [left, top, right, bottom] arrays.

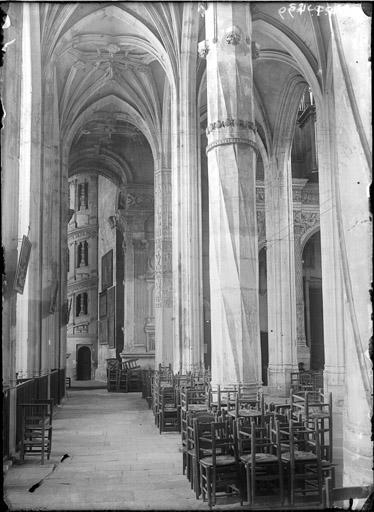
[[4, 374, 349, 511], [4, 385, 213, 511], [2, 1, 372, 500]]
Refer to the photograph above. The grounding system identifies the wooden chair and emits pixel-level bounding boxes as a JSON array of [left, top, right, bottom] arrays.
[[158, 386, 180, 433], [231, 392, 264, 424], [199, 420, 242, 508], [274, 417, 323, 506], [207, 384, 237, 415], [236, 417, 283, 506], [186, 412, 216, 497], [323, 476, 373, 510], [238, 382, 260, 399], [18, 400, 53, 464]]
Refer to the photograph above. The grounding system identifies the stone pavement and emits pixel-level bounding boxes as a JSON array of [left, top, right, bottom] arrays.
[[3, 387, 241, 511]]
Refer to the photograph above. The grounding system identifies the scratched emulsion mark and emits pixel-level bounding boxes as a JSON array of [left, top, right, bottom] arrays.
[[278, 3, 335, 20], [28, 454, 70, 492]]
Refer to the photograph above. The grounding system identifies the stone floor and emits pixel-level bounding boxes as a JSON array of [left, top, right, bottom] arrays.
[[4, 382, 343, 511], [4, 385, 241, 511]]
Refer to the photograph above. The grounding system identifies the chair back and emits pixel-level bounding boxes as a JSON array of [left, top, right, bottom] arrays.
[[209, 420, 236, 466], [238, 382, 259, 399], [235, 417, 252, 455], [186, 388, 207, 410], [193, 416, 216, 462], [159, 386, 177, 408], [235, 392, 264, 417]]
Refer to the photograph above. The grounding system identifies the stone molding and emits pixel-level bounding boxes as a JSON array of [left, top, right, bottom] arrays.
[[206, 119, 256, 136], [68, 224, 98, 242], [127, 192, 154, 211], [155, 239, 172, 273], [302, 187, 319, 204], [206, 137, 258, 154], [72, 323, 89, 335], [154, 272, 173, 308], [67, 276, 98, 294]]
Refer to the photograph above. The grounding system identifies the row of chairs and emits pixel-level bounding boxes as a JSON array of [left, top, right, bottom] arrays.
[[141, 369, 341, 508], [106, 358, 141, 392], [183, 408, 335, 509]]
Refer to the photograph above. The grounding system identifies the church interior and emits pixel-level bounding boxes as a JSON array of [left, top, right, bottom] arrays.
[[2, 2, 372, 509]]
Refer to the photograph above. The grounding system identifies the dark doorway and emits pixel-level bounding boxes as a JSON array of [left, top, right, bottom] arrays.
[[77, 346, 91, 380], [303, 231, 324, 371], [259, 247, 268, 384], [309, 284, 324, 370], [260, 332, 269, 385]]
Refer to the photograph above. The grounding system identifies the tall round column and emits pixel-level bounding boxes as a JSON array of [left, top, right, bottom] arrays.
[[204, 3, 261, 386]]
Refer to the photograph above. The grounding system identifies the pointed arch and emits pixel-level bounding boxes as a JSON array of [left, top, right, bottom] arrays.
[[63, 94, 160, 165]]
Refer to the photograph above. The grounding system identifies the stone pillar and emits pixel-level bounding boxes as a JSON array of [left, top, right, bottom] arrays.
[[40, 63, 61, 376], [316, 102, 345, 482], [266, 155, 298, 395], [321, 6, 371, 486], [1, 1, 23, 458], [204, 2, 261, 386], [154, 166, 173, 366], [293, 179, 310, 368], [178, 3, 204, 371], [123, 230, 135, 353]]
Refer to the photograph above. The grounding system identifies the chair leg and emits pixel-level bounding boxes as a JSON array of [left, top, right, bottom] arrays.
[[206, 467, 212, 509], [41, 425, 45, 465], [194, 458, 201, 499], [200, 464, 206, 502], [211, 467, 216, 507], [246, 464, 251, 505], [279, 461, 284, 505], [251, 464, 255, 505], [290, 465, 294, 506]]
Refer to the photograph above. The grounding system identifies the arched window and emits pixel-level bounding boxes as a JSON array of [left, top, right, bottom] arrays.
[[78, 182, 88, 210], [76, 292, 88, 316], [76, 241, 88, 267]]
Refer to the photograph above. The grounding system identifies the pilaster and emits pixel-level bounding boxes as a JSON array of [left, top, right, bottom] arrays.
[[41, 62, 61, 375], [178, 6, 204, 371], [293, 179, 310, 368], [154, 167, 173, 366], [266, 155, 298, 396]]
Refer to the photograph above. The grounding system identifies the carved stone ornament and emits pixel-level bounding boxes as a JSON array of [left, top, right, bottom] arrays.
[[206, 119, 256, 135], [301, 189, 319, 204], [105, 43, 120, 56], [225, 26, 242, 46], [127, 192, 154, 211], [251, 41, 261, 60], [256, 187, 265, 202], [198, 41, 209, 59], [294, 211, 320, 237], [198, 2, 207, 17]]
